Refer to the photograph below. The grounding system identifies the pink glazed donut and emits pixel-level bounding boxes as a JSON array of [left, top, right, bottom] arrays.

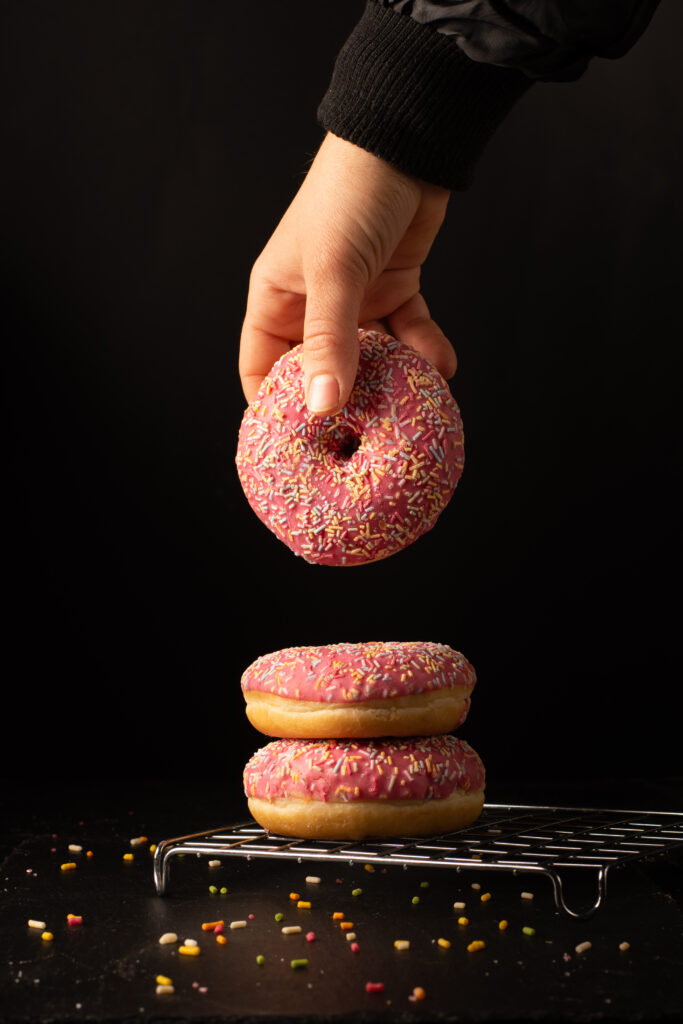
[[242, 641, 476, 739], [243, 735, 485, 839], [235, 330, 464, 566]]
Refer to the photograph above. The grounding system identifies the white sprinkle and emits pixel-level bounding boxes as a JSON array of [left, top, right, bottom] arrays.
[[68, 844, 82, 854], [208, 860, 221, 868], [305, 876, 321, 884], [28, 920, 46, 930], [229, 921, 247, 930], [453, 901, 466, 911], [158, 933, 178, 945], [394, 940, 410, 951], [129, 837, 145, 847], [471, 883, 481, 890], [282, 926, 302, 935], [520, 891, 534, 900], [345, 932, 357, 942], [183, 938, 198, 947], [575, 941, 592, 954], [155, 984, 175, 995]]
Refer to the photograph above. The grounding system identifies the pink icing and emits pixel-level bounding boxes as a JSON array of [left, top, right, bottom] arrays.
[[243, 736, 485, 803], [235, 331, 464, 566], [241, 641, 476, 704]]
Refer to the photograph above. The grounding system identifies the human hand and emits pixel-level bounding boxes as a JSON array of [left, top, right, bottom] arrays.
[[239, 133, 456, 416]]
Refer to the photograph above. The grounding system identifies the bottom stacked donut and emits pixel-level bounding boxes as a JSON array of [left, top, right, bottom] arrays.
[[241, 642, 485, 840]]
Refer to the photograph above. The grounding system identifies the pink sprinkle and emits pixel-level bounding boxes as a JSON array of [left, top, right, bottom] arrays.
[[350, 942, 359, 953], [199, 987, 208, 994], [248, 914, 255, 920], [336, 879, 342, 884], [366, 982, 384, 993], [213, 923, 224, 934], [306, 932, 316, 942], [192, 982, 199, 989], [68, 916, 83, 927]]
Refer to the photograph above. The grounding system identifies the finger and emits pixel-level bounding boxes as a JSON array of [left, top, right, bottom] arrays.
[[239, 282, 306, 404], [387, 293, 457, 379], [303, 271, 365, 416]]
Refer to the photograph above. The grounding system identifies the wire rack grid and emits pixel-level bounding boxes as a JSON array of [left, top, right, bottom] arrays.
[[152, 802, 683, 918]]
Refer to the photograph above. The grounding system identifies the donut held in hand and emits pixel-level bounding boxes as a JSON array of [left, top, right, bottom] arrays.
[[244, 735, 485, 840], [242, 641, 476, 739], [235, 330, 464, 566]]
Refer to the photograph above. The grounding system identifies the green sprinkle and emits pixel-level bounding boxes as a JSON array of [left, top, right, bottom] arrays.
[[209, 885, 218, 894], [522, 926, 536, 936], [352, 888, 362, 897], [256, 955, 265, 966], [275, 912, 284, 922], [412, 896, 420, 905], [290, 958, 308, 969], [220, 887, 228, 894], [420, 881, 430, 889]]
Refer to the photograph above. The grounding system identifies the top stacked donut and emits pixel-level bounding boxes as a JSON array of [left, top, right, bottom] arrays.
[[236, 330, 464, 566]]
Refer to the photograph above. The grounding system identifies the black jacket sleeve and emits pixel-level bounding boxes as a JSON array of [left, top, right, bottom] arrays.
[[317, 0, 661, 190]]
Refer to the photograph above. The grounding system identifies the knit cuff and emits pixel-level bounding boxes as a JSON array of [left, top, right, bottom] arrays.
[[317, 0, 533, 190]]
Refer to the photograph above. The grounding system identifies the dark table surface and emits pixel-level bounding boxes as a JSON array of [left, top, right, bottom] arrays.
[[2, 776, 682, 1024]]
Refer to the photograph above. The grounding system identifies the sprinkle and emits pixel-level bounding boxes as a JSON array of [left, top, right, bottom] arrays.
[[202, 921, 224, 931], [458, 917, 469, 926], [68, 844, 82, 853], [467, 940, 485, 952], [297, 901, 311, 909], [411, 896, 420, 905], [155, 975, 173, 986], [350, 942, 359, 953], [86, 850, 94, 858], [156, 984, 174, 995], [365, 982, 384, 993], [289, 892, 301, 901], [256, 954, 265, 965], [575, 941, 592, 954], [41, 931, 54, 942], [274, 913, 284, 922], [214, 923, 224, 934], [290, 959, 308, 969], [28, 920, 47, 930], [122, 853, 134, 862], [148, 845, 155, 855], [364, 864, 375, 873], [471, 883, 481, 890], [332, 912, 344, 921], [67, 915, 83, 926], [345, 932, 357, 941], [340, 921, 354, 931], [420, 881, 429, 889], [352, 888, 363, 896], [130, 836, 147, 847], [219, 887, 228, 895], [229, 921, 247, 930], [60, 863, 77, 872], [498, 920, 508, 931], [282, 926, 302, 935], [306, 932, 316, 942], [480, 892, 492, 903], [453, 901, 466, 910], [209, 886, 218, 894], [216, 934, 227, 945], [305, 875, 321, 884], [521, 891, 534, 900], [619, 942, 630, 952], [394, 940, 410, 951], [183, 938, 198, 947], [178, 945, 200, 956], [208, 860, 221, 868], [522, 926, 536, 936], [413, 987, 426, 1000], [158, 933, 177, 945]]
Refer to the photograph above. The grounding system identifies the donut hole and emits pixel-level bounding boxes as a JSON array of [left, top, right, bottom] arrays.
[[328, 425, 362, 462]]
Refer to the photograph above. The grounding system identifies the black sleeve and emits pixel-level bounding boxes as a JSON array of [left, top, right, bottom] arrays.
[[317, 0, 661, 190]]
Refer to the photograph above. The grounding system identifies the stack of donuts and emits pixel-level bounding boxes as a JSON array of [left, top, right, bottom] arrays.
[[241, 641, 485, 840], [237, 330, 483, 839]]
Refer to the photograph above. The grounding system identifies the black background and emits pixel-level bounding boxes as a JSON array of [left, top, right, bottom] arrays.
[[2, 1, 681, 795]]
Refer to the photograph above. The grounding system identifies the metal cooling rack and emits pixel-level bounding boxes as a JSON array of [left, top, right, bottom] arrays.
[[152, 803, 683, 918]]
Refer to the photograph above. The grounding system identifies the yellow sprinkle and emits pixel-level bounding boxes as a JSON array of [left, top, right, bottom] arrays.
[[332, 912, 344, 921], [394, 940, 410, 951], [498, 920, 509, 931], [123, 853, 134, 862], [216, 934, 227, 945], [340, 921, 354, 931], [364, 864, 375, 873], [41, 931, 54, 942], [178, 945, 201, 956], [413, 987, 426, 1000], [437, 938, 451, 949], [60, 862, 77, 872], [467, 940, 486, 953], [458, 917, 469, 926], [155, 975, 172, 986], [480, 892, 492, 903], [289, 892, 300, 901], [297, 901, 311, 909], [149, 844, 157, 854]]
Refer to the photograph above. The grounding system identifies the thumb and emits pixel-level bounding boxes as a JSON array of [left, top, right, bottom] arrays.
[[303, 272, 364, 416]]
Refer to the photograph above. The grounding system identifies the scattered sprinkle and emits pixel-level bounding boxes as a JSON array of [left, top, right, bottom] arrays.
[[229, 921, 247, 930], [202, 921, 224, 932], [364, 864, 375, 873], [437, 938, 451, 949], [458, 917, 469, 926], [345, 933, 357, 942], [67, 915, 83, 926], [521, 891, 534, 900], [394, 940, 410, 951], [297, 901, 311, 909], [209, 886, 218, 894], [289, 892, 300, 901], [619, 941, 631, 952], [332, 912, 344, 921], [471, 883, 481, 890], [340, 921, 354, 931], [498, 920, 508, 931], [365, 982, 384, 993], [575, 941, 592, 954], [350, 942, 359, 953], [352, 888, 363, 896], [216, 934, 227, 945], [68, 844, 82, 854], [413, 987, 426, 1000], [156, 984, 174, 995], [178, 945, 200, 956], [290, 958, 308, 969], [60, 863, 77, 872], [28, 920, 47, 930], [411, 896, 420, 905], [480, 892, 492, 902], [274, 912, 284, 922], [305, 876, 321, 884], [522, 926, 536, 937], [467, 940, 485, 952], [453, 901, 466, 910], [155, 975, 172, 986], [420, 881, 429, 889], [256, 954, 265, 965], [122, 854, 134, 862], [158, 933, 178, 945], [41, 931, 54, 942], [282, 926, 302, 935], [306, 932, 316, 942], [220, 887, 228, 895], [208, 860, 221, 867]]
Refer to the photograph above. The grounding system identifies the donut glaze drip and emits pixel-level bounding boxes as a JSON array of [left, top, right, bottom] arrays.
[[235, 331, 464, 566], [243, 736, 485, 803], [241, 641, 476, 704]]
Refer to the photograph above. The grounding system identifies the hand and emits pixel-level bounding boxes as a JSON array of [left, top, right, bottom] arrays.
[[239, 132, 456, 415]]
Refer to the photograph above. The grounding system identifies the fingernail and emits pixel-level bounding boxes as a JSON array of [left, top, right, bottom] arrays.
[[307, 374, 339, 414]]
